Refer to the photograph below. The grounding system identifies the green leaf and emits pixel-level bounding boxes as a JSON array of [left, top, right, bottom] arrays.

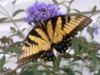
[[53, 56, 61, 71], [20, 68, 34, 75], [13, 9, 24, 17], [32, 63, 40, 69], [0, 18, 7, 23], [17, 31, 25, 38], [62, 68, 75, 75], [21, 63, 42, 75], [78, 37, 89, 53], [39, 70, 51, 75], [72, 37, 80, 54], [21, 68, 42, 75], [7, 46, 21, 54], [22, 28, 26, 32], [33, 70, 42, 75], [90, 51, 97, 65], [87, 26, 94, 38], [95, 69, 100, 75], [32, 63, 42, 75], [0, 56, 5, 71], [91, 6, 97, 15]]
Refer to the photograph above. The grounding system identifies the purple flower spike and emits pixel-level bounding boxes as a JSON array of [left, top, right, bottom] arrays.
[[92, 23, 100, 35], [25, 2, 62, 25]]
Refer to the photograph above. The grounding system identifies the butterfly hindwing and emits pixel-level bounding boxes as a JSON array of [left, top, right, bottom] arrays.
[[40, 50, 56, 61]]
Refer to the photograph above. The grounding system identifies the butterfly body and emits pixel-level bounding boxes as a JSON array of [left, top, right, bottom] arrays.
[[18, 15, 92, 66]]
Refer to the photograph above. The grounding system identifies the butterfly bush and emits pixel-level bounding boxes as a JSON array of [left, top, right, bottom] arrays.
[[25, 2, 62, 25], [92, 23, 100, 35]]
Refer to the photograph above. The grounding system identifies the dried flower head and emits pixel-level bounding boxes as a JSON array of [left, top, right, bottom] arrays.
[[25, 2, 62, 25]]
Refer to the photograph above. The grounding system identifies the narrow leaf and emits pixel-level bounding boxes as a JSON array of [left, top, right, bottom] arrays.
[[21, 63, 41, 75], [87, 26, 94, 38], [7, 46, 21, 54], [95, 69, 100, 75], [91, 6, 97, 15], [53, 56, 61, 71], [90, 51, 97, 65], [20, 68, 33, 75], [0, 18, 7, 23], [62, 68, 75, 75], [17, 31, 25, 38], [33, 70, 42, 75], [13, 9, 24, 17], [0, 56, 5, 71], [72, 37, 80, 54]]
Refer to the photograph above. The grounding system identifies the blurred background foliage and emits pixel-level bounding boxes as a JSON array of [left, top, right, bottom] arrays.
[[0, 0, 100, 75]]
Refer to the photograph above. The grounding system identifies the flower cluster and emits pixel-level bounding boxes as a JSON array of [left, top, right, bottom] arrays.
[[25, 2, 62, 25], [92, 23, 100, 35]]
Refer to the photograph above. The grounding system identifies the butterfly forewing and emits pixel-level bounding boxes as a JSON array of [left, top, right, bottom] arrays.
[[54, 15, 92, 53]]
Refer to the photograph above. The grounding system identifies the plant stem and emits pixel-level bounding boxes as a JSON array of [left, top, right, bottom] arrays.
[[0, 5, 20, 30]]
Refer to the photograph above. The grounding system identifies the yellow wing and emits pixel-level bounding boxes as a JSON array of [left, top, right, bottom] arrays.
[[54, 15, 92, 53], [18, 15, 92, 66], [18, 26, 52, 65], [53, 17, 65, 43]]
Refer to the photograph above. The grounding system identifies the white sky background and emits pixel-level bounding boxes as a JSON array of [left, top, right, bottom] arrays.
[[0, 0, 100, 75]]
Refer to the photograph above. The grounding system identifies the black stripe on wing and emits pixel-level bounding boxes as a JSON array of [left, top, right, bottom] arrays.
[[54, 15, 92, 53]]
